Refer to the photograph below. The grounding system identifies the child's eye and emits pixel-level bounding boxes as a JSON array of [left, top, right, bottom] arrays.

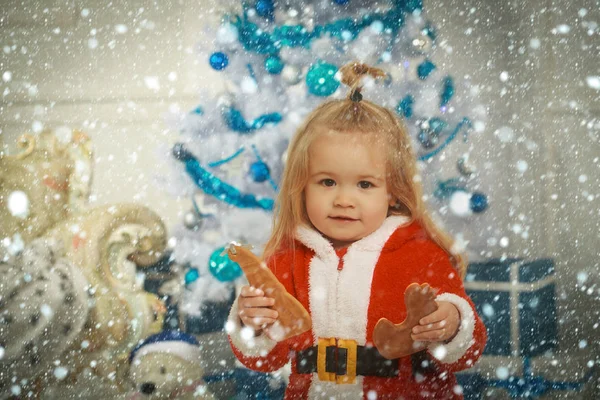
[[320, 179, 335, 187], [358, 181, 373, 189]]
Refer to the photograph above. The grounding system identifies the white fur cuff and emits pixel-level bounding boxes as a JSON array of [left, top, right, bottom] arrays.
[[225, 297, 279, 357], [427, 293, 476, 364]]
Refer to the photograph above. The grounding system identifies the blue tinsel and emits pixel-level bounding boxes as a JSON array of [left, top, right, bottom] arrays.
[[419, 117, 471, 161], [417, 59, 436, 80], [222, 107, 282, 133], [440, 76, 455, 107], [434, 178, 466, 199], [173, 144, 274, 210], [397, 95, 414, 118], [232, 2, 411, 56]]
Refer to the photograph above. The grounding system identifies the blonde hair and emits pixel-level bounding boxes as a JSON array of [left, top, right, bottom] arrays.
[[263, 61, 467, 278]]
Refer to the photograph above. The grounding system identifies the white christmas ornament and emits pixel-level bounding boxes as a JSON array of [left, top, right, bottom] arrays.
[[281, 64, 302, 85], [216, 23, 238, 47], [449, 191, 473, 217], [8, 191, 29, 219], [240, 76, 258, 94]]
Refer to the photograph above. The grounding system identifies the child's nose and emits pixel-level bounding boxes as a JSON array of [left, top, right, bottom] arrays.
[[334, 189, 354, 207]]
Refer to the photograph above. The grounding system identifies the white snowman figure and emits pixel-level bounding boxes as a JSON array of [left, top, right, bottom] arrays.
[[128, 331, 215, 399]]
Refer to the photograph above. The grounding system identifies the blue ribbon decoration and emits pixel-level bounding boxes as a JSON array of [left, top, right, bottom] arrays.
[[173, 143, 274, 210], [418, 117, 471, 161], [222, 106, 283, 133], [207, 147, 246, 168], [434, 178, 466, 199]]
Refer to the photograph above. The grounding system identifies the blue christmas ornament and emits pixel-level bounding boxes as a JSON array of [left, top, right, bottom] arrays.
[[417, 59, 436, 80], [249, 161, 270, 183], [255, 0, 275, 19], [418, 128, 439, 149], [209, 52, 229, 70], [306, 62, 339, 97], [265, 55, 284, 74], [470, 192, 489, 213], [333, 0, 349, 4], [222, 107, 282, 133], [209, 247, 243, 282], [185, 268, 200, 285]]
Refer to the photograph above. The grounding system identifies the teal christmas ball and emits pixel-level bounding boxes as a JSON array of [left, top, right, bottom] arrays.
[[306, 62, 339, 97], [209, 247, 243, 282], [184, 268, 200, 285], [265, 55, 284, 74]]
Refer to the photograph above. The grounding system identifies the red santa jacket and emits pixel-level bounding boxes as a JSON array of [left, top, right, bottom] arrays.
[[227, 216, 487, 399]]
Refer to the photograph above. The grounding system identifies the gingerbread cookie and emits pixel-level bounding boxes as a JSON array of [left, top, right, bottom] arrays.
[[226, 244, 312, 341], [373, 283, 438, 359]]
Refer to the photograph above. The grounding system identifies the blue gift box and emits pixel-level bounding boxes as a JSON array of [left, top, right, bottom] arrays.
[[464, 258, 557, 357]]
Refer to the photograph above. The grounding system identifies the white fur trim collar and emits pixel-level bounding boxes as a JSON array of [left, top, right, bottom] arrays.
[[295, 215, 410, 259]]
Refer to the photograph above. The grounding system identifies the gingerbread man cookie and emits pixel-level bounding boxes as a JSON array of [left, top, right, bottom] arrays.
[[226, 244, 312, 341], [373, 283, 439, 359]]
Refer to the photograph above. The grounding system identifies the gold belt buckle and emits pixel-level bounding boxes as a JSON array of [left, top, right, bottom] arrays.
[[316, 337, 357, 384]]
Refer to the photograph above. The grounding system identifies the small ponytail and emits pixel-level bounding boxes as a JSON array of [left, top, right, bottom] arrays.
[[338, 61, 387, 103]]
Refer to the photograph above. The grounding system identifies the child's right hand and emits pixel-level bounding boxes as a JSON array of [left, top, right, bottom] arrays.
[[237, 285, 279, 335]]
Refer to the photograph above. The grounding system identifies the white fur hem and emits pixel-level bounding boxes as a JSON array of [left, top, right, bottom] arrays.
[[226, 297, 278, 357], [427, 293, 476, 364]]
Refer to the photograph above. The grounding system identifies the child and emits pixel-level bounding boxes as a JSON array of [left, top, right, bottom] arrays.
[[227, 62, 487, 399]]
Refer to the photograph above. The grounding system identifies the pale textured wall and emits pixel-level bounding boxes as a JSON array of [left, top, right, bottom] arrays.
[[0, 0, 234, 227]]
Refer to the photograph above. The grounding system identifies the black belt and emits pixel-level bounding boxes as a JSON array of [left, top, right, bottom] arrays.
[[296, 344, 399, 377]]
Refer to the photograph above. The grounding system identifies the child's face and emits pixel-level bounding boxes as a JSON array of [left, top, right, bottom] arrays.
[[304, 130, 395, 249]]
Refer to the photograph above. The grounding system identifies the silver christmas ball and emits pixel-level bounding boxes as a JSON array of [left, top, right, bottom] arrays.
[[183, 211, 203, 231], [411, 33, 434, 53], [281, 65, 302, 85], [457, 155, 477, 176]]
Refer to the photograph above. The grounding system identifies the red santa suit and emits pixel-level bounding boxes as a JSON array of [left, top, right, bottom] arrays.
[[228, 216, 487, 399]]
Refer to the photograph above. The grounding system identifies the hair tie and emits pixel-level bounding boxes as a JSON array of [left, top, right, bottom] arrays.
[[350, 89, 363, 102]]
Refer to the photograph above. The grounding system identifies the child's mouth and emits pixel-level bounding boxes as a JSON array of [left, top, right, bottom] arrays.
[[330, 216, 358, 222]]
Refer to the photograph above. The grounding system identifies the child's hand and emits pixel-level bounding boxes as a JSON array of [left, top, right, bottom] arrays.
[[237, 285, 278, 335], [411, 301, 460, 343]]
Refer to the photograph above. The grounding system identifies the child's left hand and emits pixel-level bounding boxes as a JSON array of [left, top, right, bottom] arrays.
[[411, 301, 460, 343]]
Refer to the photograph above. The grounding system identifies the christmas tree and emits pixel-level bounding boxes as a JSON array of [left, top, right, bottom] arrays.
[[156, 0, 489, 316]]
